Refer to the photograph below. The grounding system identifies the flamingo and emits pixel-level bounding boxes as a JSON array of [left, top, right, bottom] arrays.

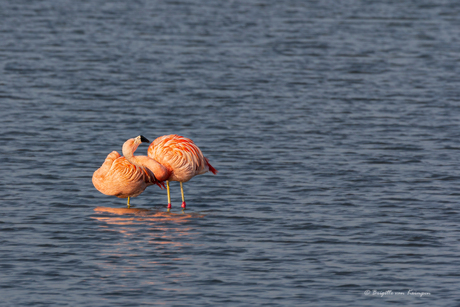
[[146, 134, 218, 211], [92, 135, 165, 208]]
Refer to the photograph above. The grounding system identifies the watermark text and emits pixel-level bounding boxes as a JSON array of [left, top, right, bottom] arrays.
[[364, 290, 431, 297]]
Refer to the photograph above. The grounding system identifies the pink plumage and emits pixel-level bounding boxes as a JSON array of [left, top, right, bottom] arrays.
[[148, 134, 218, 182], [92, 136, 165, 207], [147, 134, 217, 210]]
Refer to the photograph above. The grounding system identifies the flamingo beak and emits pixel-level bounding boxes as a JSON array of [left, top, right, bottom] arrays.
[[140, 135, 150, 143]]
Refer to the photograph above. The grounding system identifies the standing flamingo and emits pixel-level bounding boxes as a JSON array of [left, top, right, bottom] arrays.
[[147, 134, 218, 211], [92, 135, 165, 207]]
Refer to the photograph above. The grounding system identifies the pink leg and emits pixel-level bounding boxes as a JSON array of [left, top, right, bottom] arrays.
[[180, 182, 186, 210], [167, 180, 171, 212]]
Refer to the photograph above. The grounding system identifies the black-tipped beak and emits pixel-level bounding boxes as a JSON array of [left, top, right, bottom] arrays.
[[140, 135, 150, 143]]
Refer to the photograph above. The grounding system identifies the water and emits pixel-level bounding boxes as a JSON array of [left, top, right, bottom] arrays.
[[1, 0, 460, 306]]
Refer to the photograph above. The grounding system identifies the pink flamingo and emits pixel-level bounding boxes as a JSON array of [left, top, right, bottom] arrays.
[[92, 135, 165, 207], [147, 134, 218, 211]]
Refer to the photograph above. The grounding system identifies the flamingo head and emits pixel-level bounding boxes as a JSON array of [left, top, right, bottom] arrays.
[[122, 136, 150, 158], [138, 135, 150, 143], [132, 135, 150, 145]]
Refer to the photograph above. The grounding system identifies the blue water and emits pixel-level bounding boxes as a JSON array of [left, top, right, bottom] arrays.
[[1, 0, 460, 306]]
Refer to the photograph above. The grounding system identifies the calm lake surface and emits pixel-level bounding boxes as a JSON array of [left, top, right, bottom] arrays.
[[1, 0, 460, 306]]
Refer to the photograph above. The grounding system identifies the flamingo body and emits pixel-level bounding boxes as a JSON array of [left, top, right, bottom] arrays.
[[147, 134, 217, 211], [92, 136, 164, 207], [93, 151, 158, 199], [147, 134, 217, 182]]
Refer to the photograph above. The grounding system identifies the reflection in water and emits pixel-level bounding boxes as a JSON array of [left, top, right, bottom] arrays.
[[93, 206, 205, 223], [90, 206, 199, 294], [91, 207, 204, 262]]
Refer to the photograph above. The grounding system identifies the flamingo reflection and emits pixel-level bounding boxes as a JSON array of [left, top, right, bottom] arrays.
[[91, 206, 203, 286], [94, 206, 204, 221], [92, 206, 204, 247]]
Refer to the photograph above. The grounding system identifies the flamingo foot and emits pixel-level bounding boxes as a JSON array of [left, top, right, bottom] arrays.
[[167, 203, 172, 212], [181, 201, 186, 209]]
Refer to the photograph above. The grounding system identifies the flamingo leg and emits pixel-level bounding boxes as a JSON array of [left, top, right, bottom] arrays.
[[167, 180, 171, 212], [127, 196, 131, 208], [180, 182, 186, 210]]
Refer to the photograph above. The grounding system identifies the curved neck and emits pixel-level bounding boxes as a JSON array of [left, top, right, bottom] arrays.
[[132, 156, 170, 181], [122, 139, 139, 162], [122, 139, 170, 181]]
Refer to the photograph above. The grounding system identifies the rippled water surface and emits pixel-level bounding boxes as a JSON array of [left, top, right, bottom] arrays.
[[1, 0, 460, 306]]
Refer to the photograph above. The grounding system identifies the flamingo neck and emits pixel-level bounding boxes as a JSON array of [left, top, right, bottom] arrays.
[[133, 156, 170, 181], [122, 139, 140, 163], [122, 139, 170, 181]]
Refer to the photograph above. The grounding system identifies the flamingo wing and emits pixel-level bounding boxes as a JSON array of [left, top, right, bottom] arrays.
[[93, 151, 162, 198], [148, 134, 210, 182], [112, 157, 165, 189]]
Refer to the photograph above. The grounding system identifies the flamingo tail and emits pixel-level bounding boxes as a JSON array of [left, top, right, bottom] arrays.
[[156, 181, 166, 189], [205, 157, 218, 175]]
